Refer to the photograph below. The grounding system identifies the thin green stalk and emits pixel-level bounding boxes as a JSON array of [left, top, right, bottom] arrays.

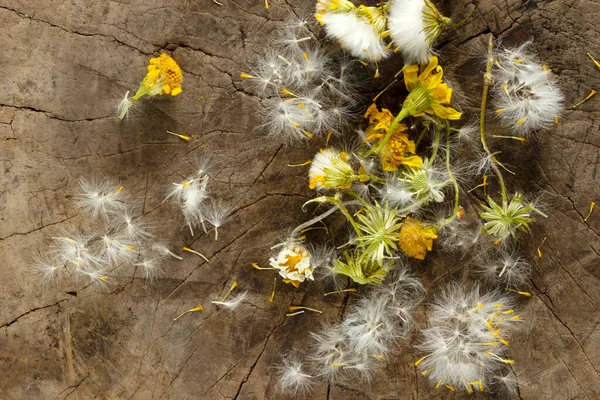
[[442, 130, 460, 226], [368, 108, 410, 155], [345, 190, 370, 208], [480, 36, 508, 205], [429, 125, 441, 163]]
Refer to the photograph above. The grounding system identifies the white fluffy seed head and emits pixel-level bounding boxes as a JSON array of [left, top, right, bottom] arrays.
[[101, 234, 137, 264], [476, 248, 530, 287], [388, 0, 431, 65], [135, 258, 162, 280], [77, 178, 125, 220], [52, 234, 104, 272], [416, 283, 522, 391], [274, 354, 314, 396], [492, 43, 564, 135], [318, 12, 390, 62]]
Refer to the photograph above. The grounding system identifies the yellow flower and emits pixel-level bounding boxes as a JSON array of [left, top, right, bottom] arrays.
[[364, 104, 423, 171], [402, 56, 461, 120], [119, 53, 183, 119], [399, 217, 438, 260], [139, 53, 183, 98]]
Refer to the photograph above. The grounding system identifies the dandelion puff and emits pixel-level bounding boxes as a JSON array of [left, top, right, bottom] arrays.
[[437, 219, 481, 252], [211, 291, 248, 310], [81, 270, 115, 288], [205, 200, 231, 240], [77, 178, 125, 220], [117, 91, 138, 119], [388, 0, 452, 65], [101, 234, 137, 264], [309, 324, 347, 381], [52, 234, 104, 272], [274, 354, 315, 396], [34, 256, 61, 281], [151, 243, 183, 260], [493, 370, 522, 395], [135, 258, 162, 280], [416, 283, 522, 392], [108, 207, 154, 242], [476, 248, 530, 286], [492, 43, 564, 135], [317, 11, 389, 62]]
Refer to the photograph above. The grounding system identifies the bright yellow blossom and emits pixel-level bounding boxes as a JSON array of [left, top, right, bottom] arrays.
[[402, 56, 461, 120], [399, 217, 438, 260], [140, 53, 183, 98], [118, 53, 183, 119], [364, 104, 423, 171]]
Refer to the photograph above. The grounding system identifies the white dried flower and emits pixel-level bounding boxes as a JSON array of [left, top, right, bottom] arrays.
[[308, 148, 355, 190], [270, 244, 314, 287]]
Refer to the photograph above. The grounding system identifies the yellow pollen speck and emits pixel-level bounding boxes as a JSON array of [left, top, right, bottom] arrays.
[[516, 117, 528, 125]]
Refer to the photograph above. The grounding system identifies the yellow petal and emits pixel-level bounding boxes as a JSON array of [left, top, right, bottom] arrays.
[[162, 84, 171, 94], [430, 104, 462, 120], [171, 87, 182, 96], [419, 56, 438, 81], [401, 155, 424, 167], [403, 65, 419, 91]]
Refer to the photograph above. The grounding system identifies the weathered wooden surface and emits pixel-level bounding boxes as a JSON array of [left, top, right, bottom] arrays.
[[1, 0, 599, 399]]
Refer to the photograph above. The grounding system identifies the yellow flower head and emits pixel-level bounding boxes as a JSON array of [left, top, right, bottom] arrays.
[[401, 56, 461, 120], [364, 104, 423, 171], [143, 53, 183, 97], [399, 217, 438, 260]]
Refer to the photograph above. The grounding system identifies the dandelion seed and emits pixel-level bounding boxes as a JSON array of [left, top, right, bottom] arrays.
[[268, 277, 277, 303], [274, 354, 314, 396], [152, 243, 183, 260], [584, 201, 596, 221], [205, 200, 231, 240], [174, 305, 203, 321], [288, 306, 322, 314], [78, 178, 125, 220], [587, 52, 600, 70], [34, 256, 61, 281], [492, 135, 526, 142], [324, 288, 357, 296], [135, 258, 161, 280], [212, 291, 247, 310], [537, 236, 547, 258], [182, 247, 209, 262], [166, 130, 191, 141], [572, 89, 596, 108]]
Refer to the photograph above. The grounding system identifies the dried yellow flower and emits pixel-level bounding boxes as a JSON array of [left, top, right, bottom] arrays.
[[399, 217, 438, 260]]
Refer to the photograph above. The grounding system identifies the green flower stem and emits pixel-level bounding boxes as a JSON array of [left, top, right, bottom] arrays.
[[368, 108, 410, 155], [480, 35, 508, 206], [305, 196, 362, 237], [442, 129, 460, 226], [429, 124, 441, 163], [345, 190, 370, 208]]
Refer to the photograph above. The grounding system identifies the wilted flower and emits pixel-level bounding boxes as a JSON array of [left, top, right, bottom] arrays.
[[364, 104, 423, 171], [353, 202, 402, 266], [308, 148, 356, 190], [269, 244, 314, 287], [398, 217, 438, 260], [329, 250, 390, 285]]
